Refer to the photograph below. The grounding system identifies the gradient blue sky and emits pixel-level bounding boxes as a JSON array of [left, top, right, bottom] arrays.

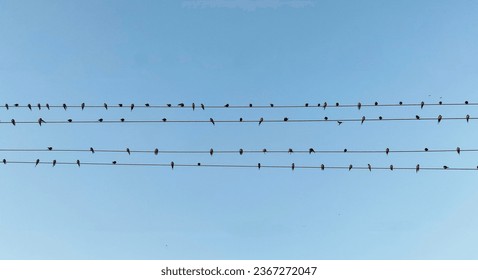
[[1, 0, 478, 259]]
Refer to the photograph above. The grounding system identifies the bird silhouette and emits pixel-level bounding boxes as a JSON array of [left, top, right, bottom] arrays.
[[249, 103, 253, 107], [309, 148, 315, 154], [209, 118, 215, 125], [48, 147, 53, 151], [104, 103, 108, 110], [262, 148, 267, 153], [52, 160, 56, 167], [192, 103, 195, 110], [130, 104, 135, 111], [63, 103, 67, 110], [37, 103, 41, 110], [11, 119, 15, 126], [14, 104, 18, 107], [35, 159, 40, 167], [466, 114, 470, 122], [257, 163, 261, 170], [416, 164, 420, 173], [368, 164, 372, 171], [386, 148, 390, 155], [201, 103, 205, 110], [465, 100, 469, 104], [270, 103, 274, 107], [336, 102, 340, 107], [344, 149, 348, 153], [337, 121, 343, 125], [77, 160, 80, 167], [357, 102, 362, 110], [224, 104, 229, 107], [374, 101, 379, 106], [171, 161, 174, 169], [320, 164, 325, 170], [145, 103, 150, 107], [38, 118, 45, 126], [120, 118, 125, 122], [288, 148, 293, 154], [98, 118, 103, 122], [424, 148, 429, 151], [162, 118, 167, 122], [284, 117, 288, 121], [421, 101, 424, 109], [390, 165, 394, 171], [304, 103, 308, 107], [154, 148, 159, 155], [349, 164, 353, 171], [416, 115, 420, 120], [443, 166, 448, 170], [118, 103, 123, 107], [5, 104, 9, 110], [112, 161, 117, 165], [68, 119, 72, 123], [90, 147, 95, 154], [46, 103, 50, 110], [197, 163, 201, 166], [324, 117, 329, 121], [2, 159, 6, 164], [27, 104, 32, 110], [323, 102, 327, 110], [379, 116, 383, 120], [126, 148, 131, 155], [209, 148, 214, 156], [438, 115, 442, 123], [361, 116, 366, 124], [178, 103, 184, 107], [456, 147, 461, 155], [239, 118, 243, 122], [80, 103, 85, 110], [166, 104, 171, 107], [239, 149, 243, 155], [399, 101, 403, 105], [291, 163, 295, 171], [258, 117, 264, 125]]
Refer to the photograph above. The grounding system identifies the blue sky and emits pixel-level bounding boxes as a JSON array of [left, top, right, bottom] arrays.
[[1, 0, 478, 259]]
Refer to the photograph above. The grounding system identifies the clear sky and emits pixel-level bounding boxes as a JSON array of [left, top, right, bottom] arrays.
[[1, 0, 478, 259]]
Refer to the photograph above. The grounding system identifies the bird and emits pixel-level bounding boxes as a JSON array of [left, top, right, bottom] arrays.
[[284, 117, 288, 122], [27, 104, 32, 110], [224, 104, 229, 107], [118, 103, 123, 107], [416, 164, 420, 173], [379, 116, 383, 120], [291, 163, 295, 171], [386, 148, 390, 155], [162, 118, 167, 122], [288, 148, 293, 154], [209, 118, 215, 126], [178, 103, 184, 107], [416, 115, 420, 120], [90, 147, 95, 154], [120, 118, 125, 122], [335, 102, 340, 107], [209, 148, 214, 156], [239, 118, 243, 122], [344, 149, 348, 153], [456, 147, 461, 155], [399, 101, 403, 105], [368, 164, 372, 171], [37, 103, 41, 110], [98, 118, 103, 122], [361, 116, 366, 124], [270, 103, 274, 107], [145, 103, 150, 107], [38, 118, 45, 126], [104, 103, 108, 110], [239, 148, 243, 155], [154, 148, 159, 155], [374, 101, 379, 106], [14, 104, 18, 107], [420, 101, 425, 109], [443, 165, 448, 170], [197, 163, 201, 166], [323, 102, 327, 110], [126, 148, 131, 155], [249, 103, 253, 107], [262, 148, 267, 153], [324, 117, 328, 121], [63, 103, 67, 110], [258, 117, 264, 125], [357, 102, 362, 110], [438, 115, 442, 123], [320, 164, 325, 170], [2, 159, 6, 164], [192, 103, 195, 110], [46, 103, 50, 110], [309, 148, 315, 154], [35, 159, 40, 167], [201, 103, 205, 110], [11, 119, 15, 126], [4, 104, 9, 110], [257, 163, 261, 170], [466, 114, 470, 122], [68, 119, 72, 123], [337, 121, 343, 125], [424, 148, 429, 151], [130, 104, 135, 111], [112, 161, 117, 165], [47, 147, 53, 151], [170, 161, 174, 169], [390, 165, 394, 171], [52, 160, 56, 167], [166, 104, 171, 107], [465, 100, 469, 104], [349, 164, 353, 171], [76, 160, 80, 167]]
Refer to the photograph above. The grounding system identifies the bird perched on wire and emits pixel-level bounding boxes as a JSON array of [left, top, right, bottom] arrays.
[[368, 164, 372, 171], [90, 147, 95, 154], [192, 103, 195, 111], [63, 103, 67, 110], [48, 147, 53, 151], [5, 104, 9, 110], [361, 116, 366, 124], [321, 164, 325, 170], [349, 164, 353, 171], [224, 104, 229, 108], [262, 148, 267, 153], [112, 161, 117, 165], [145, 103, 150, 107], [2, 159, 6, 164], [130, 103, 135, 111], [126, 148, 131, 155], [258, 117, 264, 125], [178, 103, 185, 107], [166, 104, 171, 107], [35, 159, 40, 167], [421, 101, 425, 109], [257, 163, 261, 170], [239, 148, 243, 155], [337, 121, 343, 125], [104, 103, 108, 110], [305, 103, 309, 107], [52, 160, 56, 167], [416, 115, 420, 120], [11, 119, 15, 126], [201, 103, 205, 110], [77, 160, 80, 167], [120, 118, 125, 122], [270, 103, 274, 107], [390, 165, 394, 171], [209, 148, 214, 156], [37, 103, 41, 110], [291, 163, 295, 171], [288, 148, 293, 154], [162, 118, 167, 122], [38, 118, 46, 126], [456, 147, 461, 155], [209, 118, 215, 126], [98, 118, 103, 122], [171, 161, 174, 169], [154, 148, 159, 155], [386, 148, 390, 155], [438, 115, 443, 123], [283, 117, 288, 122], [443, 165, 448, 170], [357, 102, 362, 110], [466, 114, 470, 122], [27, 104, 32, 110], [416, 164, 420, 173], [46, 103, 50, 110], [323, 102, 327, 110], [309, 148, 315, 154]]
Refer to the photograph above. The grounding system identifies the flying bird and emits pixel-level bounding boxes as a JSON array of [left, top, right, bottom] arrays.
[[201, 103, 205, 110], [368, 164, 372, 171], [27, 104, 32, 110], [466, 114, 470, 122], [76, 160, 80, 167], [35, 159, 40, 167], [126, 148, 131, 155], [154, 148, 159, 155], [438, 115, 442, 123], [209, 118, 215, 126], [104, 103, 108, 110], [416, 164, 420, 173], [361, 116, 366, 124], [209, 148, 214, 156], [63, 103, 67, 110], [38, 118, 45, 126], [309, 148, 315, 154], [258, 117, 264, 126], [357, 102, 362, 110], [456, 147, 461, 155], [11, 119, 15, 126]]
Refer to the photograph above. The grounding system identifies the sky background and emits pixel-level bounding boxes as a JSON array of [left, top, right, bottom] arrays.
[[1, 0, 478, 259]]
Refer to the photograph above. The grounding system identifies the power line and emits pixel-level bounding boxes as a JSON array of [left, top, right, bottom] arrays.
[[1, 115, 475, 125], [0, 147, 470, 155], [0, 159, 476, 171], [1, 101, 474, 110]]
